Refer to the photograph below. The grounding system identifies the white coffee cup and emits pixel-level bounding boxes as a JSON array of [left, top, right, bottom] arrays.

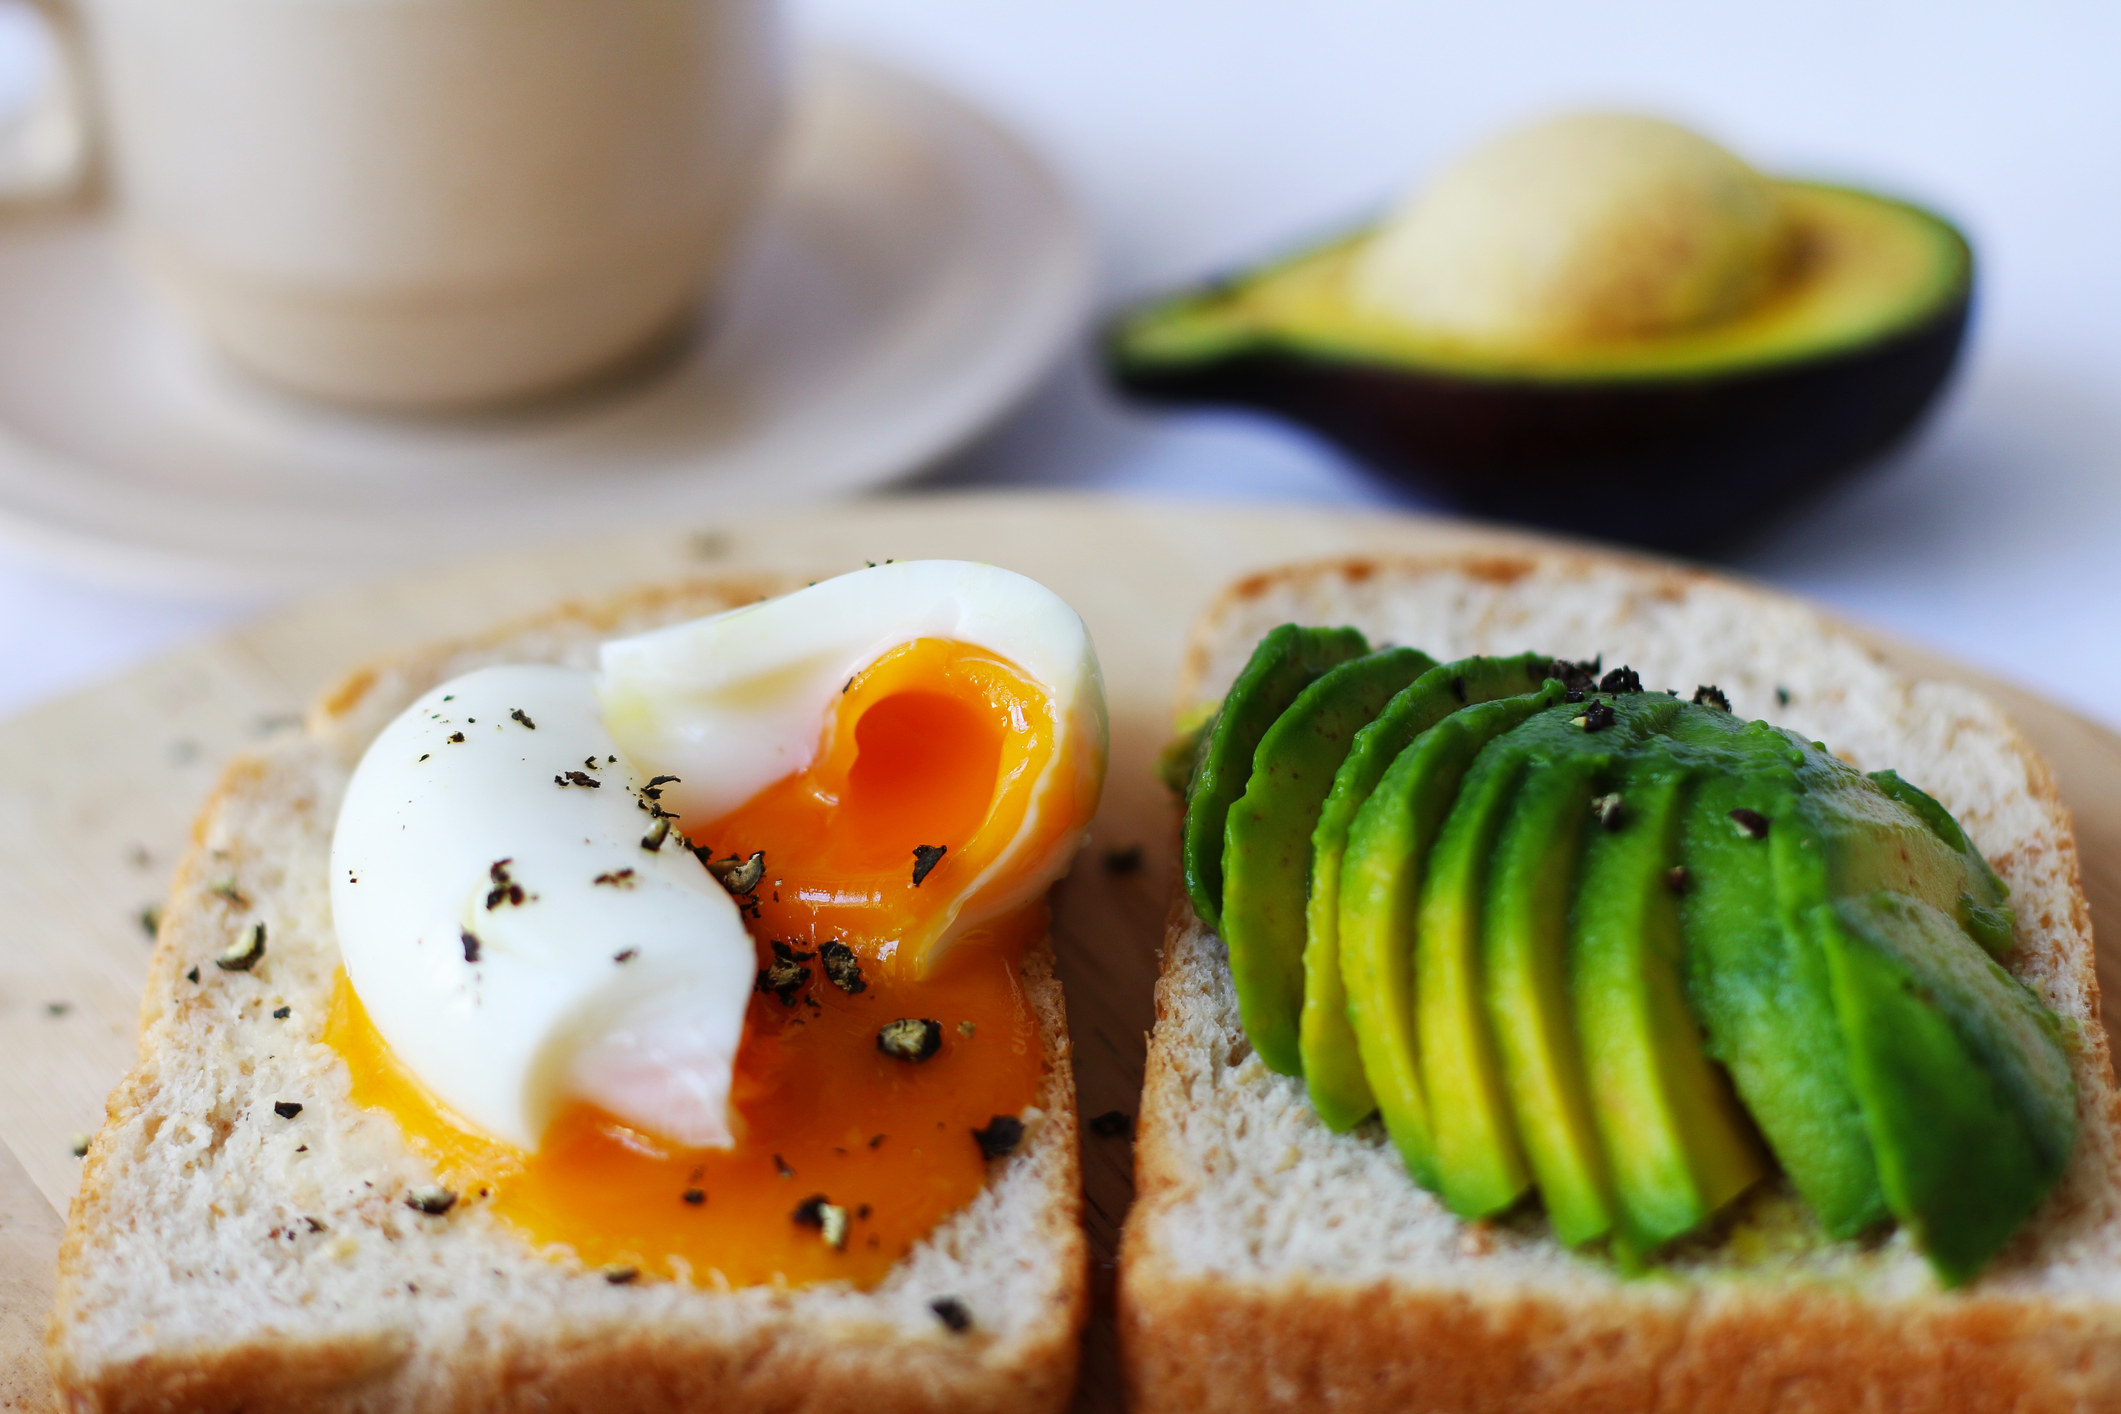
[[10, 0, 785, 411]]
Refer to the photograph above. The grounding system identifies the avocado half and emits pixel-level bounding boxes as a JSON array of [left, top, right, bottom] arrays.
[[1106, 184, 1972, 549]]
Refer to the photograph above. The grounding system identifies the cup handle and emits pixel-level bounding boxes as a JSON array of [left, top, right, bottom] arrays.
[[0, 0, 96, 211]]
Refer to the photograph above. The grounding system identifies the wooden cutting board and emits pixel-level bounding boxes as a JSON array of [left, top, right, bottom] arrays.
[[4, 491, 2117, 1412]]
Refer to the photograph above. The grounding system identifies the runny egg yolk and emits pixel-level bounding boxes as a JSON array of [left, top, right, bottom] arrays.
[[327, 637, 1083, 1288], [677, 635, 1097, 976]]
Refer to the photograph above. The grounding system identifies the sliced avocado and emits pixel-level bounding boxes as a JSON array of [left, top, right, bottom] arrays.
[[1571, 761, 1766, 1255], [1669, 706, 2058, 1264], [1340, 682, 1564, 1184], [1775, 750, 2015, 960], [1414, 736, 1536, 1218], [1866, 768, 2014, 956], [1222, 646, 1437, 1075], [1105, 183, 1972, 550], [1180, 623, 1369, 931], [1483, 754, 1615, 1245], [1394, 687, 1669, 1220], [1755, 739, 2055, 1285], [1475, 691, 1683, 1247], [1302, 652, 1552, 1129], [1659, 710, 1889, 1237], [1819, 891, 2075, 1285]]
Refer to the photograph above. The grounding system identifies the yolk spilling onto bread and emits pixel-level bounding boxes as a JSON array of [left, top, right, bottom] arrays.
[[327, 638, 1082, 1288], [326, 931, 1037, 1288]]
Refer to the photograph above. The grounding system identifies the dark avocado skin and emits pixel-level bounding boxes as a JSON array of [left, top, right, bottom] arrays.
[[1302, 652, 1552, 1129], [1108, 299, 1968, 551], [1180, 623, 1369, 932], [1222, 646, 1437, 1076]]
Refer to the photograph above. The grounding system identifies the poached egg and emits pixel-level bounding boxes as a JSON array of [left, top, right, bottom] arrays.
[[327, 561, 1104, 1283]]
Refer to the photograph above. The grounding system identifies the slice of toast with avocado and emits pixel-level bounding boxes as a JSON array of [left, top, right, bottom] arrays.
[[1122, 552, 2120, 1413]]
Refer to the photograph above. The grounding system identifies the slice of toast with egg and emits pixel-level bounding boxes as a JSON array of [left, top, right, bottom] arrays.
[[49, 573, 1092, 1414], [1121, 553, 2121, 1413]]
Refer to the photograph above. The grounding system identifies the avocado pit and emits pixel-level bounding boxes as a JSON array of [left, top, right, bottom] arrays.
[[1355, 114, 1792, 354]]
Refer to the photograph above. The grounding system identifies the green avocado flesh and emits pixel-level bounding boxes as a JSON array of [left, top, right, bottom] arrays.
[[1571, 760, 1766, 1254], [1303, 653, 1553, 1128], [1415, 733, 1536, 1217], [1179, 629, 2074, 1283], [1866, 768, 2015, 955], [1223, 646, 1437, 1075], [1113, 183, 1971, 384], [1485, 755, 1612, 1241], [1341, 683, 1564, 1184], [1656, 715, 1888, 1237], [1478, 697, 1684, 1245], [1180, 624, 1369, 931]]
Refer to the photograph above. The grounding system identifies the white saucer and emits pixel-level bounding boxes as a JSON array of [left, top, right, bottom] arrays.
[[0, 49, 1092, 592]]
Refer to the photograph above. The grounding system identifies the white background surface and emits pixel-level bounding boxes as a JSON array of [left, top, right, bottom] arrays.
[[2, 1, 2118, 726]]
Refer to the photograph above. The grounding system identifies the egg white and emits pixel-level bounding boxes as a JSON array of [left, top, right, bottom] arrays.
[[330, 664, 755, 1151]]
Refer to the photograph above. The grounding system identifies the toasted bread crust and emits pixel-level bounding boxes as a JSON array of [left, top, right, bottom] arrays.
[[50, 578, 1086, 1414], [1123, 551, 2121, 1413], [1120, 1258, 2121, 1413]]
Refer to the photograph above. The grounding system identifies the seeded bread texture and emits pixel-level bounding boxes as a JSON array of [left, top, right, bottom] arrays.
[[49, 580, 1086, 1414], [1121, 553, 2121, 1414]]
